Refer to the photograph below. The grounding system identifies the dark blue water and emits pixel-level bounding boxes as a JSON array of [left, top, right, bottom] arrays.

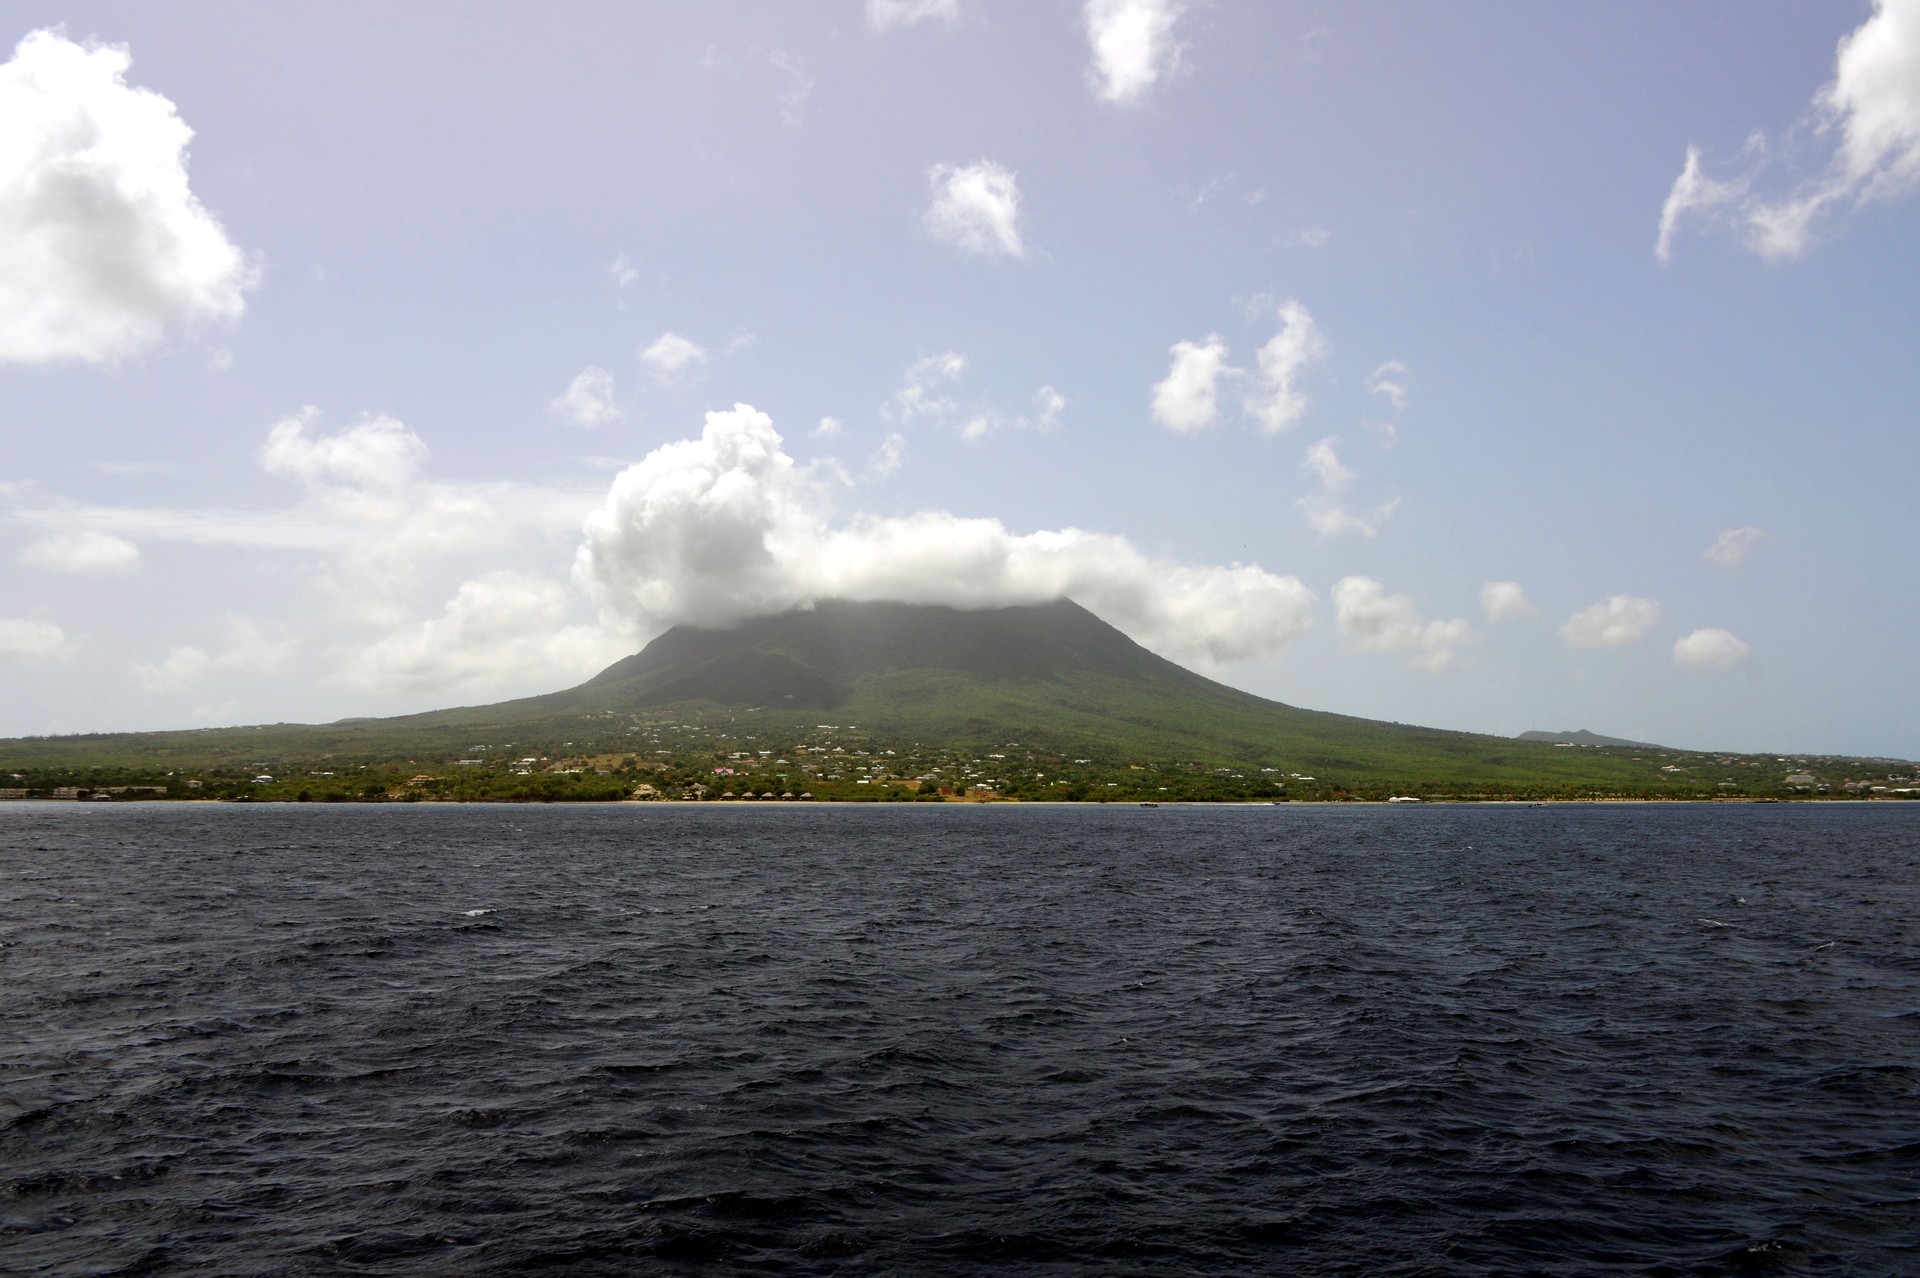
[[2, 803, 1916, 1275]]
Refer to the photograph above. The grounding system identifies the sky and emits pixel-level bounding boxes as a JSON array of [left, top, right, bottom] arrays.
[[2, 0, 1917, 759]]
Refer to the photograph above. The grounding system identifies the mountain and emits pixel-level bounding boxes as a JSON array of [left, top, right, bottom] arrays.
[[1516, 729, 1666, 749], [0, 599, 1689, 792]]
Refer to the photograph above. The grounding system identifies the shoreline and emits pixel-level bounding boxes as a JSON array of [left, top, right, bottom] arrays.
[[3, 796, 1912, 808]]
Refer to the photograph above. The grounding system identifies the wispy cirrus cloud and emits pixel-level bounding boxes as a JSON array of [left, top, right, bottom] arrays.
[[1297, 437, 1396, 538], [883, 352, 1062, 441], [1657, 0, 1920, 262]]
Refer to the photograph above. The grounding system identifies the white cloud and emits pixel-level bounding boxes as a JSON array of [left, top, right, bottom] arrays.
[[1673, 627, 1753, 672], [1366, 360, 1410, 413], [1704, 525, 1770, 569], [883, 352, 1058, 441], [1480, 580, 1536, 622], [11, 411, 599, 642], [0, 30, 256, 364], [1333, 577, 1477, 673], [254, 409, 518, 623], [133, 617, 294, 693], [639, 331, 708, 380], [1084, 0, 1189, 105], [925, 160, 1025, 258], [1151, 334, 1234, 433], [21, 529, 141, 575], [1658, 0, 1920, 261], [608, 253, 637, 288], [868, 0, 960, 31], [1301, 436, 1354, 493], [960, 384, 1066, 441], [884, 350, 967, 422], [812, 415, 844, 440], [870, 431, 907, 477], [339, 570, 623, 698], [767, 50, 812, 127], [1297, 436, 1396, 538], [1248, 299, 1328, 433], [573, 404, 1317, 668], [0, 617, 69, 663], [260, 408, 428, 490], [1560, 595, 1661, 648], [1655, 146, 1752, 264], [550, 365, 622, 428]]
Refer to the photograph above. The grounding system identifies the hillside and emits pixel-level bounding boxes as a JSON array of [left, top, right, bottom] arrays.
[[1, 599, 1905, 800], [1516, 729, 1666, 749]]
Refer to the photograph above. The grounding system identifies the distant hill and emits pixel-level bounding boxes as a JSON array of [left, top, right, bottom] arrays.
[[0, 599, 1702, 792], [1517, 729, 1666, 750]]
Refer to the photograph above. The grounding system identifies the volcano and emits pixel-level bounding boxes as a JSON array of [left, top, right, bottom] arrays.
[[0, 599, 1688, 790]]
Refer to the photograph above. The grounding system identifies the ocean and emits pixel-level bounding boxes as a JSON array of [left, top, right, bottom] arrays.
[[3, 802, 1916, 1275]]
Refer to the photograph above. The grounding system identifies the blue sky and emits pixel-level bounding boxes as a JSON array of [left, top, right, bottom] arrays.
[[3, 1, 1917, 758]]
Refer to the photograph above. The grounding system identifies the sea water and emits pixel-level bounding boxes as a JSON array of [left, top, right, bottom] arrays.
[[3, 802, 1916, 1275]]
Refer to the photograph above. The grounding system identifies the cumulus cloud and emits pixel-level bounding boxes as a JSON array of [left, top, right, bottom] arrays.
[[1333, 577, 1477, 673], [639, 331, 708, 380], [1560, 594, 1660, 649], [1155, 298, 1330, 435], [1673, 627, 1753, 672], [607, 253, 637, 289], [812, 416, 843, 440], [338, 570, 624, 698], [1150, 334, 1234, 433], [261, 408, 428, 489], [573, 404, 1317, 668], [868, 0, 959, 32], [1297, 436, 1396, 538], [0, 617, 69, 662], [925, 161, 1024, 258], [1480, 580, 1536, 622], [21, 529, 141, 575], [0, 30, 255, 364], [133, 617, 295, 693], [1657, 0, 1920, 262], [1704, 525, 1770, 569], [550, 365, 622, 428], [1248, 299, 1328, 433], [1084, 0, 1189, 105]]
